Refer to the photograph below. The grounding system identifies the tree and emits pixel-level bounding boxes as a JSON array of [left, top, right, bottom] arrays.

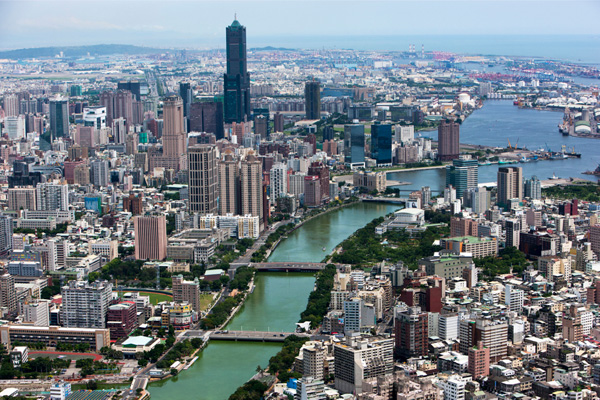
[[86, 380, 98, 390], [138, 359, 148, 368], [170, 368, 178, 376]]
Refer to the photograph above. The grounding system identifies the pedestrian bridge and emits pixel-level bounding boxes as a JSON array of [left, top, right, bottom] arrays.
[[209, 330, 309, 342]]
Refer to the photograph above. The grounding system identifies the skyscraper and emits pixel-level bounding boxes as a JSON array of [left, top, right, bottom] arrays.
[[497, 167, 523, 208], [134, 215, 167, 261], [370, 123, 392, 166], [189, 101, 224, 140], [188, 145, 218, 214], [344, 124, 365, 165], [437, 120, 460, 161], [218, 153, 240, 215], [445, 156, 478, 198], [0, 273, 17, 313], [49, 98, 69, 138], [90, 159, 109, 188], [36, 183, 69, 212], [224, 18, 250, 123], [179, 82, 192, 131], [305, 81, 321, 120], [241, 154, 263, 220], [162, 96, 187, 168]]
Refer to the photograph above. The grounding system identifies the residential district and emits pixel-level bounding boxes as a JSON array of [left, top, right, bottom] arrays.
[[0, 17, 598, 400]]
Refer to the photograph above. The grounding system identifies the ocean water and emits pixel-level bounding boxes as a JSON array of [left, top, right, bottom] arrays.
[[247, 34, 600, 65]]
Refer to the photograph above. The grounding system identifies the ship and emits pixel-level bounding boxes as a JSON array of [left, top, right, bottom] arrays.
[[583, 164, 600, 176], [558, 122, 569, 136]]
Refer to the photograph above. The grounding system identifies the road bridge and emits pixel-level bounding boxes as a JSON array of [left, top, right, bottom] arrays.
[[209, 330, 309, 342]]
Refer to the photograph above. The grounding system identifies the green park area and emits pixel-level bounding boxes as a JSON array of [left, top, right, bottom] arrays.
[[137, 292, 173, 305]]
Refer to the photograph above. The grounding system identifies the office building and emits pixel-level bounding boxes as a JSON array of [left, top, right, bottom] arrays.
[[301, 342, 327, 380], [240, 154, 263, 220], [270, 162, 287, 204], [179, 82, 192, 130], [524, 176, 542, 199], [353, 171, 386, 193], [61, 280, 113, 329], [189, 101, 224, 140], [22, 300, 50, 327], [0, 274, 17, 313], [446, 156, 478, 198], [90, 159, 109, 188], [497, 167, 523, 208], [83, 106, 107, 130], [450, 217, 478, 238], [371, 123, 393, 166], [36, 183, 68, 212], [106, 302, 138, 339], [437, 120, 460, 161], [304, 175, 321, 207], [305, 81, 321, 120], [419, 252, 474, 281], [134, 215, 167, 261], [334, 336, 394, 394], [505, 219, 521, 249], [153, 95, 187, 171], [49, 98, 69, 138], [2, 94, 19, 117], [441, 236, 498, 258], [437, 314, 459, 341], [395, 306, 429, 359], [123, 194, 143, 215], [172, 275, 201, 311], [308, 162, 329, 200], [5, 115, 25, 140], [224, 18, 250, 123], [344, 124, 365, 165], [274, 112, 284, 133], [117, 80, 141, 100], [188, 145, 218, 214]]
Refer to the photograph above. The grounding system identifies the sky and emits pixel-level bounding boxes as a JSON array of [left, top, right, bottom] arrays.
[[0, 0, 600, 51]]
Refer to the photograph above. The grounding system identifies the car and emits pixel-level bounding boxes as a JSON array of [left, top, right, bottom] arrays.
[[280, 334, 285, 337]]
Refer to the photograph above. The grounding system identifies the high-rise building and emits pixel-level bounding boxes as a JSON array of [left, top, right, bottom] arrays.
[[437, 120, 460, 161], [49, 99, 69, 138], [5, 116, 26, 140], [36, 183, 69, 212], [274, 112, 284, 133], [172, 275, 201, 311], [90, 159, 109, 188], [562, 304, 582, 343], [304, 81, 321, 120], [395, 306, 429, 359], [218, 153, 240, 215], [188, 145, 218, 214], [505, 219, 521, 249], [371, 123, 393, 166], [438, 375, 468, 400], [591, 225, 600, 256], [153, 95, 187, 171], [497, 167, 523, 208], [2, 94, 19, 117], [0, 215, 12, 256], [308, 162, 329, 200], [524, 176, 542, 199], [333, 336, 394, 394], [117, 80, 141, 101], [504, 284, 524, 313], [304, 175, 321, 207], [123, 194, 143, 215], [21, 300, 50, 327], [459, 319, 508, 363], [344, 124, 365, 165], [134, 215, 167, 261], [270, 162, 287, 205], [106, 301, 138, 339], [240, 154, 263, 220], [446, 156, 478, 198], [179, 82, 192, 130], [61, 280, 112, 329], [295, 377, 326, 400], [301, 343, 326, 381], [189, 101, 224, 140], [7, 187, 37, 214], [438, 314, 459, 340], [0, 273, 17, 313], [224, 18, 250, 123]]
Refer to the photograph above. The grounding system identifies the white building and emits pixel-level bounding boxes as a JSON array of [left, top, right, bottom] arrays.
[[270, 162, 288, 204], [5, 115, 25, 140], [439, 314, 459, 340], [36, 183, 69, 212], [21, 300, 50, 327], [504, 284, 524, 313], [295, 377, 326, 400], [438, 374, 470, 400], [50, 381, 72, 400]]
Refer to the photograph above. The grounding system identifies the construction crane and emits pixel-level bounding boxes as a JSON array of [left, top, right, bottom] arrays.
[[515, 138, 519, 150], [545, 142, 552, 153], [508, 138, 512, 150]]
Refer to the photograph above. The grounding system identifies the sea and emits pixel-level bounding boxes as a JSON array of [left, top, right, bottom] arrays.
[[246, 34, 600, 65]]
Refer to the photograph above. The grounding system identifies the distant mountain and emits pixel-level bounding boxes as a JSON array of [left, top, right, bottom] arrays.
[[0, 44, 168, 59], [250, 46, 296, 52]]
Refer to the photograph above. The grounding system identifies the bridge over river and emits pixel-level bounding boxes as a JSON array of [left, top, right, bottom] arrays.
[[182, 330, 309, 342]]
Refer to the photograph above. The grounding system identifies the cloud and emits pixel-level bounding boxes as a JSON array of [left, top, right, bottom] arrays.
[[14, 16, 165, 32]]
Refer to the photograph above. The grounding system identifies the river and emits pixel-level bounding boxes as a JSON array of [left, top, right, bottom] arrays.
[[389, 100, 600, 192], [149, 100, 595, 399], [148, 203, 398, 399]]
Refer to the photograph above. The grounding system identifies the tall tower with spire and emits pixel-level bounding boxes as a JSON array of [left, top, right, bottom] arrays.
[[224, 17, 250, 124]]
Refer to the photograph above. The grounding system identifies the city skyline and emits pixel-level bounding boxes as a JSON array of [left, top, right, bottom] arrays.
[[1, 1, 600, 55]]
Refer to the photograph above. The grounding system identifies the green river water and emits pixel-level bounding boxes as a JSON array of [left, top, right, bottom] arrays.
[[148, 202, 399, 400]]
